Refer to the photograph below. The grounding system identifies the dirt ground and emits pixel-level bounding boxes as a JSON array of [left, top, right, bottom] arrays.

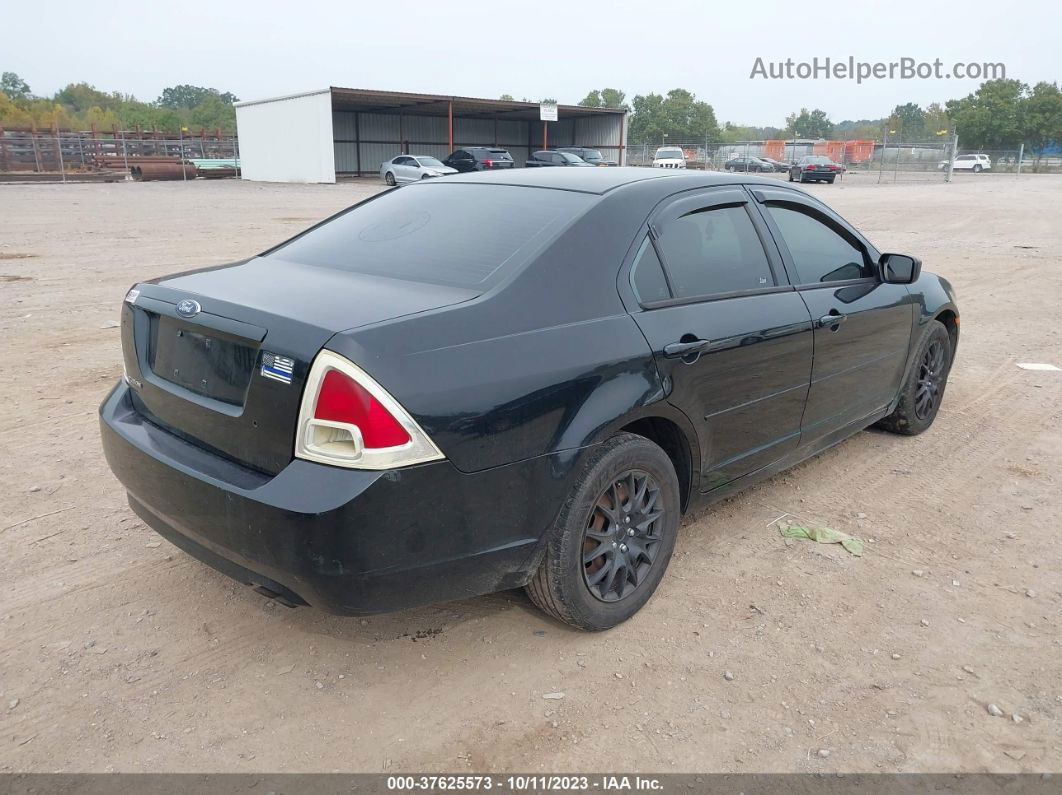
[[1, 175, 1060, 774]]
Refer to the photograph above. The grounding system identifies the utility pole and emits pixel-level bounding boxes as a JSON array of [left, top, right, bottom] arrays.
[[946, 133, 958, 183]]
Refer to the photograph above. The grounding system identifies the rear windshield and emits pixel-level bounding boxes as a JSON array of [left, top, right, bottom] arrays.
[[475, 149, 512, 160], [579, 149, 603, 160], [806, 156, 832, 164], [266, 184, 593, 288]]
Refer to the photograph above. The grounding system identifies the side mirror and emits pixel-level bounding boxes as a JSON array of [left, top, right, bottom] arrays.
[[879, 253, 921, 284]]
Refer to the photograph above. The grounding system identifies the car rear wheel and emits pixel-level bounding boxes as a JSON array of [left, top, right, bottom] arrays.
[[828, 177, 836, 184], [877, 320, 952, 435], [788, 172, 794, 182], [526, 433, 680, 631], [384, 172, 396, 186]]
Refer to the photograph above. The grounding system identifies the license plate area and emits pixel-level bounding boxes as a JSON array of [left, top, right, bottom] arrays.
[[148, 314, 257, 406]]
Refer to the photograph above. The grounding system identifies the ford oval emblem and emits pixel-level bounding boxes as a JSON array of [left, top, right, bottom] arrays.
[[176, 299, 201, 318]]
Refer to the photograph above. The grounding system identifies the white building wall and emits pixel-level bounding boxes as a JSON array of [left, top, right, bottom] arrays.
[[235, 90, 335, 183]]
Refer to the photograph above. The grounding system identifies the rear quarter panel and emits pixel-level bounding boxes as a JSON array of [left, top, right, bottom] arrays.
[[330, 314, 664, 474]]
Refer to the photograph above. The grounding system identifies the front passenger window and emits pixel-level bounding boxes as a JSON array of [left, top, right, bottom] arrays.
[[765, 205, 871, 284]]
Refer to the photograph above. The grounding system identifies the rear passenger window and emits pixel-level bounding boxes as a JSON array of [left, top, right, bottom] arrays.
[[630, 237, 670, 303], [765, 205, 871, 284], [656, 205, 774, 299]]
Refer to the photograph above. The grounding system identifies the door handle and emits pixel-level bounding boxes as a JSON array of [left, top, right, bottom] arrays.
[[663, 339, 711, 358], [818, 312, 847, 329]]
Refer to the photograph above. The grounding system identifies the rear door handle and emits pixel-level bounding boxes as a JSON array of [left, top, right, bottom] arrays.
[[818, 312, 847, 328], [663, 339, 711, 358]]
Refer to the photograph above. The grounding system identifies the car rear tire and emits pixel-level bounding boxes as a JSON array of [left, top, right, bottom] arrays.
[[828, 177, 836, 184], [525, 433, 680, 631], [876, 320, 952, 436], [788, 172, 794, 182], [384, 172, 396, 186]]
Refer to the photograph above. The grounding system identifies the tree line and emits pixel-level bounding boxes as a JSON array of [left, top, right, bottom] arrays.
[[3, 68, 1059, 151], [572, 80, 1062, 151], [0, 72, 238, 132]]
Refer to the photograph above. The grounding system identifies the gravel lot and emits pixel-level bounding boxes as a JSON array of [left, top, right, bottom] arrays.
[[1, 176, 1060, 773]]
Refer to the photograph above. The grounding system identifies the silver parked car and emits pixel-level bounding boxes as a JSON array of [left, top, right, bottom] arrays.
[[380, 155, 457, 185]]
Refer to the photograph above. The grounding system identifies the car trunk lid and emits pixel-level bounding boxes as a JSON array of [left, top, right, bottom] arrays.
[[121, 257, 477, 474]]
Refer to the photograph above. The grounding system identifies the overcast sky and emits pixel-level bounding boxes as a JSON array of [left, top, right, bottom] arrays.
[[6, 0, 1058, 125]]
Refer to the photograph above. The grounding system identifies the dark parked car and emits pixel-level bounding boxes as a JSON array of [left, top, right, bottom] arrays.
[[525, 150, 595, 167], [442, 147, 514, 172], [557, 146, 617, 166], [724, 156, 773, 173], [100, 168, 958, 631], [759, 156, 790, 172], [790, 155, 842, 183]]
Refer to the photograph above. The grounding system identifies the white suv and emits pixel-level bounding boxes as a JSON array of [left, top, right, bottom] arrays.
[[939, 153, 992, 172], [652, 147, 687, 169]]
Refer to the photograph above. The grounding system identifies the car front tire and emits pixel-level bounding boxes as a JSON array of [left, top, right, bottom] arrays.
[[384, 172, 396, 186], [973, 164, 983, 173], [876, 320, 952, 436], [526, 433, 680, 631]]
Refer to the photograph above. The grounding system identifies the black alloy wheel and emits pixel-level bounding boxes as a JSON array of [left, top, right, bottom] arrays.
[[581, 470, 664, 602], [525, 433, 680, 631], [877, 319, 952, 436], [914, 338, 946, 420]]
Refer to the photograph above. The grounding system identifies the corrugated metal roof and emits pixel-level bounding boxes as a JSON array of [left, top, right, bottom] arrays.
[[326, 87, 626, 122]]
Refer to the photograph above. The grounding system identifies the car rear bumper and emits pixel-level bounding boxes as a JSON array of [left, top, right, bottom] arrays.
[[99, 383, 562, 615]]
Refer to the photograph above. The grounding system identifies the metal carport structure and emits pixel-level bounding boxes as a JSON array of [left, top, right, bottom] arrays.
[[234, 87, 628, 183]]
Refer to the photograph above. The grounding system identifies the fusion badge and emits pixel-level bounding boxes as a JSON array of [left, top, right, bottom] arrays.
[[261, 352, 295, 384]]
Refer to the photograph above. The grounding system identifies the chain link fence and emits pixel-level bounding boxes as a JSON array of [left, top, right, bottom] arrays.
[[0, 130, 239, 182], [626, 139, 1060, 182]]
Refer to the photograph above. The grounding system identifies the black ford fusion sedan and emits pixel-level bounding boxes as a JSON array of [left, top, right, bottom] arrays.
[[100, 168, 958, 631]]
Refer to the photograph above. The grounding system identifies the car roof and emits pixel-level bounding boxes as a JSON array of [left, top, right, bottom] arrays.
[[438, 166, 784, 195]]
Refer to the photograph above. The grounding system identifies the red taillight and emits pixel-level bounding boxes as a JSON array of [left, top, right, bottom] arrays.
[[296, 350, 444, 470], [484, 159, 493, 167], [314, 369, 410, 448], [830, 165, 839, 170]]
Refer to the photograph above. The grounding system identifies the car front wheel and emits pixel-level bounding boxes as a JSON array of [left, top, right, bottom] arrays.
[[384, 172, 396, 186], [973, 164, 983, 173], [877, 320, 952, 435], [526, 433, 680, 631]]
